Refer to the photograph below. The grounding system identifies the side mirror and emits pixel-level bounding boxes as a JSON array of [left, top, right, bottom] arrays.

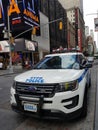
[[81, 62, 92, 69]]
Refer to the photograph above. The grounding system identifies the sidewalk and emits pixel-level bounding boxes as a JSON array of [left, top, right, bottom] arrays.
[[0, 65, 26, 76]]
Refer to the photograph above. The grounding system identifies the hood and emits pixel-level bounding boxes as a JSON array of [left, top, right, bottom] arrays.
[[15, 69, 83, 83]]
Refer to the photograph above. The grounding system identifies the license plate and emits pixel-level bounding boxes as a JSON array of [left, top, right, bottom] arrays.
[[24, 103, 37, 112]]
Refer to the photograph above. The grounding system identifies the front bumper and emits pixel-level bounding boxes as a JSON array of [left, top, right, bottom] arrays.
[[10, 85, 85, 120], [11, 103, 82, 120]]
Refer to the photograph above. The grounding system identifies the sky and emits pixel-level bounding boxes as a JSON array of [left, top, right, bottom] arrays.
[[83, 0, 98, 46]]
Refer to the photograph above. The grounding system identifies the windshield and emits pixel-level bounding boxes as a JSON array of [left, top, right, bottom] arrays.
[[34, 54, 79, 69]]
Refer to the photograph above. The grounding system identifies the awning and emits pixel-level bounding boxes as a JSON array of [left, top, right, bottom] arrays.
[[0, 41, 10, 53]]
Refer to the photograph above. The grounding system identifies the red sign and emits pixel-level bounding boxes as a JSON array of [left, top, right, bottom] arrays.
[[78, 29, 82, 52]]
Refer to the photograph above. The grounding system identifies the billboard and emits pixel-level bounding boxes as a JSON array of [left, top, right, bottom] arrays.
[[94, 18, 98, 32], [0, 0, 40, 38]]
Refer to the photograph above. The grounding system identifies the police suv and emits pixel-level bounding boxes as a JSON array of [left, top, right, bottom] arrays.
[[10, 52, 92, 120]]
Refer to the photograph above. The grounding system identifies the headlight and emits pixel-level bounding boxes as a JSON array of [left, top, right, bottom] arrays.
[[55, 80, 79, 92], [12, 80, 16, 89]]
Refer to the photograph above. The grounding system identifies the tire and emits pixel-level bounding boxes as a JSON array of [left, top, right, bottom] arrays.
[[80, 88, 88, 118]]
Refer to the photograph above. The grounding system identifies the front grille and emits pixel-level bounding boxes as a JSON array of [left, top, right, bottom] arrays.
[[16, 82, 57, 98]]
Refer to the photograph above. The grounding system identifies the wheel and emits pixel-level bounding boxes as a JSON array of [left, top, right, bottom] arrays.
[[80, 88, 88, 118]]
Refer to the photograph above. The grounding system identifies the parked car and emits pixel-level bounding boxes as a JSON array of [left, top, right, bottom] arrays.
[[10, 52, 92, 120], [87, 56, 94, 63], [94, 53, 98, 59]]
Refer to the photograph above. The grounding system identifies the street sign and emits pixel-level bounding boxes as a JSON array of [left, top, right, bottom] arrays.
[[94, 18, 98, 31]]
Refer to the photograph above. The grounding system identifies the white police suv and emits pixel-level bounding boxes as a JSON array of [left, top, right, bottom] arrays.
[[10, 52, 92, 120]]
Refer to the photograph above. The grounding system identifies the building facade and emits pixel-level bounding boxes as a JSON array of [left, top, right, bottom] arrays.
[[58, 0, 83, 14], [31, 12, 50, 60], [58, 0, 85, 52], [39, 0, 68, 52], [67, 18, 75, 48]]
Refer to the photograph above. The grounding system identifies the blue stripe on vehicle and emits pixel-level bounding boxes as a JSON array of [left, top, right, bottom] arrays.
[[78, 68, 88, 83]]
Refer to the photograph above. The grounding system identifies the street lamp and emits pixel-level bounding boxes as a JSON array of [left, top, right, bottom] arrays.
[[7, 1, 23, 73], [7, 5, 13, 73]]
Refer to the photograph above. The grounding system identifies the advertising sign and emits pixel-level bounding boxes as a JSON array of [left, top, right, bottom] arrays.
[[94, 18, 98, 32], [0, 0, 40, 38], [25, 39, 38, 51], [0, 0, 6, 30]]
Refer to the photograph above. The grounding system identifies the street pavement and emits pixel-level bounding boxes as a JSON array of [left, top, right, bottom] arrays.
[[0, 65, 26, 76]]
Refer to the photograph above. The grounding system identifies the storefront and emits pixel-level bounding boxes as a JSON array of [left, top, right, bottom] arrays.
[[12, 38, 39, 69], [22, 40, 39, 69]]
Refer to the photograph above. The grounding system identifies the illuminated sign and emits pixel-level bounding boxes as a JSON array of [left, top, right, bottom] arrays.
[[8, 0, 23, 31], [0, 0, 5, 29], [0, 0, 40, 37], [23, 0, 39, 26]]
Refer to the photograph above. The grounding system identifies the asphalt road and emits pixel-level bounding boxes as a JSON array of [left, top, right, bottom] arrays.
[[0, 61, 97, 130]]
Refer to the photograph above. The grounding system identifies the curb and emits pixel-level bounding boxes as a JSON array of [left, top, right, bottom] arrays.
[[0, 69, 26, 76]]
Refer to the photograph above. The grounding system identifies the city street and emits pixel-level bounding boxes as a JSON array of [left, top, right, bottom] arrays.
[[0, 1, 97, 129], [0, 60, 97, 130]]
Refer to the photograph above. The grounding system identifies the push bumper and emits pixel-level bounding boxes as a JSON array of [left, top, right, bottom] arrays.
[[11, 93, 82, 120]]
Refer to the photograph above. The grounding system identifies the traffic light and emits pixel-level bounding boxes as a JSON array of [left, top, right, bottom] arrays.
[[32, 27, 36, 35], [59, 21, 63, 30]]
